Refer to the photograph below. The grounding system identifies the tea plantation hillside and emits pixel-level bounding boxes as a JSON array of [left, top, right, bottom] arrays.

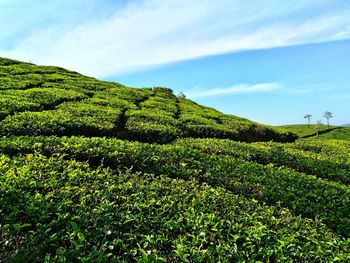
[[306, 127, 350, 141], [277, 124, 338, 138], [278, 124, 350, 142], [1, 57, 349, 262], [0, 57, 296, 144]]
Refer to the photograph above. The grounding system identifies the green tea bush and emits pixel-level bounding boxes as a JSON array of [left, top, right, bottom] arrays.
[[0, 96, 41, 119], [0, 111, 116, 137], [125, 119, 181, 143], [126, 109, 179, 126], [178, 99, 297, 142], [293, 139, 350, 162], [175, 138, 350, 185], [0, 57, 22, 65], [87, 96, 137, 110], [1, 153, 349, 262], [56, 101, 123, 124], [140, 97, 177, 114], [98, 87, 153, 103], [1, 136, 349, 236], [1, 57, 348, 260], [3, 88, 87, 108], [0, 75, 44, 90]]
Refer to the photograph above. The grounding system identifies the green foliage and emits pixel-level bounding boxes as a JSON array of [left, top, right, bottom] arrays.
[[0, 57, 349, 261], [0, 110, 116, 137], [175, 138, 350, 185], [56, 101, 123, 124], [178, 100, 297, 142], [1, 153, 349, 262], [1, 88, 87, 108], [86, 96, 137, 110], [292, 139, 350, 161], [96, 87, 153, 103], [277, 124, 337, 138], [0, 57, 294, 143], [0, 96, 41, 120], [139, 96, 178, 115], [125, 118, 181, 144], [1, 136, 349, 237], [305, 127, 350, 141]]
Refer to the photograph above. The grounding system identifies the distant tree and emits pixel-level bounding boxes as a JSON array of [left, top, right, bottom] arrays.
[[315, 120, 323, 136], [323, 111, 333, 127], [177, 92, 186, 99], [304, 114, 312, 125]]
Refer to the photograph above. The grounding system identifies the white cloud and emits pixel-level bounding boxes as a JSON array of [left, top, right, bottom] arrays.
[[1, 0, 350, 77], [186, 82, 282, 98]]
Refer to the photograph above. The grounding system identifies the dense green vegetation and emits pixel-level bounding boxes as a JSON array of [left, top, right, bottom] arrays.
[[306, 127, 350, 141], [0, 58, 295, 143], [1, 57, 349, 261], [277, 124, 350, 142], [277, 124, 337, 138]]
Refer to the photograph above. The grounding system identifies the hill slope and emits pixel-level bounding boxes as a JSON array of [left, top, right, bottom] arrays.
[[312, 127, 350, 141], [278, 124, 350, 141], [277, 124, 338, 138], [0, 57, 296, 143], [1, 57, 349, 262]]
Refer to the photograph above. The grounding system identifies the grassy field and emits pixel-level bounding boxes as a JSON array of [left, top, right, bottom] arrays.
[[0, 57, 349, 262]]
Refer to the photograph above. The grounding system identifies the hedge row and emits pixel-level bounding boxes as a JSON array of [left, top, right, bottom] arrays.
[[292, 139, 350, 163], [125, 101, 179, 143], [56, 102, 123, 124], [87, 96, 137, 110], [174, 138, 350, 185], [2, 88, 87, 109], [124, 89, 180, 143], [0, 136, 349, 237], [176, 99, 297, 142], [1, 153, 349, 262], [0, 95, 41, 120], [139, 96, 178, 115], [0, 67, 297, 143], [96, 87, 153, 103], [0, 111, 117, 137]]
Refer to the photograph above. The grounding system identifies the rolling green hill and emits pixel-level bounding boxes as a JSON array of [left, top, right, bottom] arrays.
[[0, 57, 295, 144], [1, 57, 349, 262], [309, 127, 350, 141], [278, 124, 350, 142], [276, 124, 338, 138]]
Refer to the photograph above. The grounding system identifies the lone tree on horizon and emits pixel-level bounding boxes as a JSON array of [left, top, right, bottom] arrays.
[[323, 111, 333, 127], [304, 114, 312, 125]]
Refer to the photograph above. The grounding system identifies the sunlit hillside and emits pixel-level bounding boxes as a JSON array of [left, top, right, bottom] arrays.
[[0, 58, 349, 262]]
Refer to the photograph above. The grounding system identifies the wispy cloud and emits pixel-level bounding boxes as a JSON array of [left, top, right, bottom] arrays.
[[186, 82, 282, 98], [1, 0, 350, 77]]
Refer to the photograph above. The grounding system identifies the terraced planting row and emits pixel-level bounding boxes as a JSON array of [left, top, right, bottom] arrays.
[[1, 153, 349, 262], [1, 136, 349, 238], [0, 58, 297, 143], [1, 57, 349, 261], [0, 91, 296, 143], [0, 88, 88, 120], [293, 139, 350, 161], [174, 138, 350, 185]]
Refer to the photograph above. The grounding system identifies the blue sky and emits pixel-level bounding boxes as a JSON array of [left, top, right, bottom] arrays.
[[1, 0, 349, 125]]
